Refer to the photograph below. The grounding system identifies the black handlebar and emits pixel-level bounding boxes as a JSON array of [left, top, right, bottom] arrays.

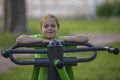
[[1, 40, 119, 66], [107, 47, 119, 55]]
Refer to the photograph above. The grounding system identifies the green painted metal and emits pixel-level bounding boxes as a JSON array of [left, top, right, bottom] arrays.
[[54, 59, 70, 80]]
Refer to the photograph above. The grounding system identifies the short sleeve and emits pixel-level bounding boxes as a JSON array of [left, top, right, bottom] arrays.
[[30, 34, 44, 38], [57, 36, 69, 39]]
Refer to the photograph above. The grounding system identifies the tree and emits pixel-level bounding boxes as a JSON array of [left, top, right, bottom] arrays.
[[4, 0, 27, 33]]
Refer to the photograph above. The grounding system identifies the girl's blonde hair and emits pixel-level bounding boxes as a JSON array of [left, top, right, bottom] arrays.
[[40, 14, 60, 29]]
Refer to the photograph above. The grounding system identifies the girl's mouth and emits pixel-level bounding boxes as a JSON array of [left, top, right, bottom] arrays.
[[47, 31, 54, 34]]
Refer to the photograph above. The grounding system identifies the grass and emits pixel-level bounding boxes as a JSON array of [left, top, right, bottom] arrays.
[[74, 45, 120, 80], [0, 19, 120, 80], [0, 33, 17, 49], [0, 66, 32, 80], [66, 42, 120, 80], [27, 19, 120, 35]]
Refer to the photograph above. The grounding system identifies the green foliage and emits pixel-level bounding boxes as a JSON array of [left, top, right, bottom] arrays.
[[114, 2, 120, 16], [97, 2, 120, 17], [97, 3, 113, 17]]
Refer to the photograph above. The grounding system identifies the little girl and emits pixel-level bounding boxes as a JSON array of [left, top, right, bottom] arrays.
[[16, 14, 89, 80]]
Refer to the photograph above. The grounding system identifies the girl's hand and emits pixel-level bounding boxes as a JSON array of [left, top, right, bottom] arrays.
[[42, 39, 51, 43], [59, 39, 65, 42], [42, 39, 65, 43]]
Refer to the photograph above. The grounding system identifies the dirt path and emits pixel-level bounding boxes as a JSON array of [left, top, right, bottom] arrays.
[[86, 33, 120, 45], [0, 33, 120, 72]]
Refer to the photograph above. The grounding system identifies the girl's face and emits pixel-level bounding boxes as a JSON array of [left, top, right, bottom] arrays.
[[41, 18, 59, 39]]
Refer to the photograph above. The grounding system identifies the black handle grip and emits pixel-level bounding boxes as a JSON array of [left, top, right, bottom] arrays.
[[108, 47, 119, 55], [1, 50, 10, 58]]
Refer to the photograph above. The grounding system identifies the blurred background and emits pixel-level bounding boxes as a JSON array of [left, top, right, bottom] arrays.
[[0, 0, 120, 80], [0, 0, 120, 33]]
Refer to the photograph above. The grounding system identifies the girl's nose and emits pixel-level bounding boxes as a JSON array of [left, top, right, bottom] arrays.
[[48, 25, 52, 29]]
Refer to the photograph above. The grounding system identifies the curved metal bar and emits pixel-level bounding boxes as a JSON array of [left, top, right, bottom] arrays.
[[77, 42, 97, 62], [7, 43, 48, 65], [2, 42, 97, 63], [2, 41, 118, 65], [9, 54, 50, 66], [8, 49, 47, 54], [63, 42, 97, 62], [9, 54, 35, 65]]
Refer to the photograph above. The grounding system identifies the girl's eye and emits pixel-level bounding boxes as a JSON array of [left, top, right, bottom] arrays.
[[43, 24, 56, 28], [51, 24, 56, 28], [43, 24, 48, 28]]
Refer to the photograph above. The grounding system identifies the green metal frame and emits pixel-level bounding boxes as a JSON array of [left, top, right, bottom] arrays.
[[54, 59, 70, 80]]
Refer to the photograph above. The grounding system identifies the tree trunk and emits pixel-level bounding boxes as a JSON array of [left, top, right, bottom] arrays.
[[4, 0, 27, 33]]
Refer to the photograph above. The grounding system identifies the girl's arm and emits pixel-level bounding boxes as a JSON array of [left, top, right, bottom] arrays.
[[16, 35, 45, 44], [16, 34, 89, 44], [61, 34, 89, 42]]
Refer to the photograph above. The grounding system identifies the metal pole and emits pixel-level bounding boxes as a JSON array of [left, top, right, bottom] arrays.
[[47, 40, 63, 80]]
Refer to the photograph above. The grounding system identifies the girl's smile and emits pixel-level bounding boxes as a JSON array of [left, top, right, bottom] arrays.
[[41, 18, 59, 39]]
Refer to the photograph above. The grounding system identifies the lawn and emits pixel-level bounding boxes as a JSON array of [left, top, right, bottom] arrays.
[[28, 19, 120, 35], [74, 42, 120, 80], [0, 19, 120, 80]]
